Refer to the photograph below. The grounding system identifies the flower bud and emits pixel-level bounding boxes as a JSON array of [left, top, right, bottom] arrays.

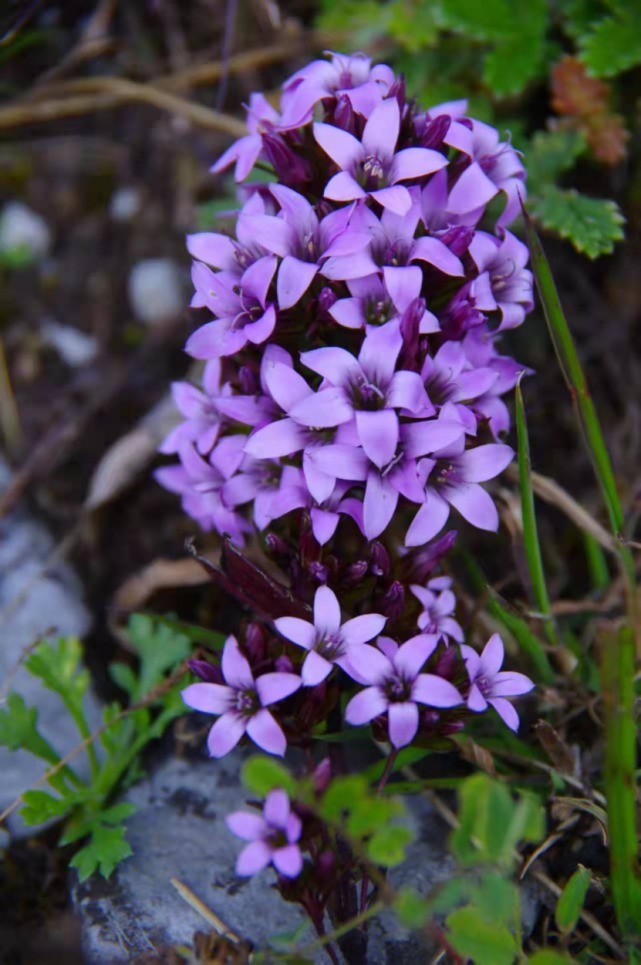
[[380, 581, 405, 620], [419, 113, 451, 150], [188, 659, 223, 684], [275, 654, 295, 674], [312, 757, 332, 794], [244, 622, 266, 664], [370, 541, 391, 577]]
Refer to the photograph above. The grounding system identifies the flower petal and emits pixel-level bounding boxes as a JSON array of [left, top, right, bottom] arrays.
[[344, 686, 388, 725], [394, 634, 438, 677], [244, 419, 307, 459], [341, 613, 386, 647], [207, 712, 246, 757], [341, 644, 391, 685], [412, 674, 462, 708], [489, 696, 520, 732], [356, 410, 398, 470], [314, 585, 341, 635], [236, 840, 272, 876], [479, 633, 504, 677], [222, 636, 254, 689], [277, 257, 319, 310], [390, 147, 448, 183], [490, 671, 535, 698], [274, 617, 316, 650], [445, 482, 499, 531], [246, 708, 287, 755], [388, 701, 419, 748], [255, 672, 302, 706], [411, 236, 464, 276], [302, 650, 333, 686], [226, 811, 267, 841], [363, 469, 399, 539], [405, 490, 450, 546], [458, 444, 513, 482], [273, 844, 303, 878], [289, 387, 352, 428], [314, 122, 363, 169], [182, 682, 231, 715], [263, 788, 290, 828], [362, 98, 399, 157]]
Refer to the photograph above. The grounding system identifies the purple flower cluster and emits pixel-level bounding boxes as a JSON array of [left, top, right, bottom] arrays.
[[163, 52, 537, 886], [157, 51, 533, 549]]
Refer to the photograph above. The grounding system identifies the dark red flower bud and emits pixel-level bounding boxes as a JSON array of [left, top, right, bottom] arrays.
[[370, 541, 391, 577], [188, 659, 223, 684], [380, 580, 405, 619]]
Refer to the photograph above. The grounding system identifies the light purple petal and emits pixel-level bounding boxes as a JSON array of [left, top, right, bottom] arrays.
[[274, 616, 316, 650], [480, 633, 505, 677], [226, 811, 266, 841], [412, 674, 462, 708], [302, 650, 333, 686], [290, 387, 352, 428], [182, 682, 231, 715], [467, 682, 488, 712], [246, 708, 287, 755], [394, 634, 438, 678], [255, 672, 302, 706], [324, 171, 367, 203], [387, 371, 429, 413], [344, 686, 388, 725], [363, 469, 399, 539], [314, 122, 363, 169], [411, 236, 464, 276], [383, 265, 422, 313], [448, 162, 498, 215], [273, 844, 303, 878], [264, 788, 290, 828], [236, 840, 272, 876], [222, 637, 254, 689], [402, 419, 463, 458], [207, 712, 246, 757], [370, 185, 412, 215], [390, 147, 448, 183], [308, 445, 369, 482], [445, 481, 499, 531], [277, 256, 319, 310], [388, 701, 419, 748], [244, 419, 307, 459], [341, 644, 391, 685], [240, 215, 295, 258], [489, 696, 520, 732], [246, 305, 277, 345], [340, 613, 386, 647], [362, 97, 399, 158], [314, 585, 341, 635], [405, 490, 450, 546], [490, 671, 535, 698], [300, 346, 360, 385], [310, 508, 340, 545], [458, 444, 513, 482], [356, 410, 398, 470]]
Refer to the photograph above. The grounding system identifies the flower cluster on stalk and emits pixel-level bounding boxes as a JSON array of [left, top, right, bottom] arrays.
[[159, 51, 536, 884]]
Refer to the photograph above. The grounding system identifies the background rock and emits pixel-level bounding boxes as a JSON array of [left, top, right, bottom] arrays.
[[0, 460, 98, 837]]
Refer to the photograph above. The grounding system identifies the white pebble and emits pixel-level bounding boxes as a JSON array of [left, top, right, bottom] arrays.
[[40, 319, 98, 367], [109, 186, 142, 222], [0, 202, 51, 260], [128, 258, 185, 325]]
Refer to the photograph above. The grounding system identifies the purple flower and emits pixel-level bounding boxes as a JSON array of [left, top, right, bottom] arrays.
[[343, 635, 462, 748], [448, 121, 526, 228], [406, 438, 513, 546], [282, 51, 394, 125], [226, 788, 303, 878], [212, 93, 281, 182], [421, 341, 500, 436], [241, 185, 368, 309], [274, 585, 385, 686], [299, 320, 430, 469], [182, 635, 302, 756], [186, 255, 277, 359], [328, 272, 437, 334], [160, 360, 226, 456], [222, 461, 308, 531], [469, 230, 534, 330], [187, 192, 272, 277], [410, 577, 463, 643], [314, 98, 448, 215], [321, 198, 464, 285], [462, 634, 534, 731]]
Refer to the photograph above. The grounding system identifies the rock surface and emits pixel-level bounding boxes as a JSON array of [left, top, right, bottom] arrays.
[[0, 460, 98, 837], [73, 751, 541, 963]]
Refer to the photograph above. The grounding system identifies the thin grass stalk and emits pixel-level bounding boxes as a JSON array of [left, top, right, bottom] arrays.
[[515, 376, 558, 647], [524, 211, 641, 941]]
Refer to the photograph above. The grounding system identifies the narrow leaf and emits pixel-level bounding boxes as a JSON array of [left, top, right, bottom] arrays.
[[555, 865, 591, 932]]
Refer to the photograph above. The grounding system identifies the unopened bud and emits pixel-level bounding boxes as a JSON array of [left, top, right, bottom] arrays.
[[275, 654, 295, 674], [370, 541, 391, 577], [381, 581, 405, 619], [245, 623, 266, 664], [312, 757, 332, 794], [188, 659, 223, 684]]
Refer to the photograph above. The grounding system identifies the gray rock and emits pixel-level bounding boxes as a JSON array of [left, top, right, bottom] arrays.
[[0, 460, 97, 837], [72, 754, 312, 963], [73, 751, 542, 963]]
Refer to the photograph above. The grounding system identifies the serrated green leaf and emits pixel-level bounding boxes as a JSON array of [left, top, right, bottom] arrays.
[[125, 614, 191, 699], [556, 865, 591, 933], [483, 31, 546, 96], [20, 789, 77, 825], [242, 755, 296, 797], [439, 0, 516, 40], [0, 692, 60, 762], [69, 823, 133, 881], [446, 905, 518, 964], [580, 9, 641, 77], [525, 129, 587, 195], [530, 186, 625, 259], [25, 637, 88, 714], [367, 824, 414, 867], [394, 887, 429, 929], [109, 662, 138, 697]]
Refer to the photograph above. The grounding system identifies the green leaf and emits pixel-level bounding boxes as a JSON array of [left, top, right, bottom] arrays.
[[362, 747, 430, 782], [439, 0, 516, 40], [529, 186, 625, 259], [486, 588, 555, 684], [528, 951, 576, 964], [525, 129, 587, 196], [446, 905, 518, 964], [580, 9, 641, 77], [347, 797, 400, 838], [515, 377, 558, 648], [242, 755, 296, 797], [0, 692, 61, 763], [556, 865, 591, 933], [483, 31, 545, 96], [109, 662, 138, 697], [125, 614, 191, 699], [367, 824, 414, 867], [142, 614, 226, 652], [473, 873, 520, 926], [394, 887, 429, 929], [25, 637, 88, 716], [320, 775, 368, 822], [69, 823, 133, 881], [20, 789, 76, 825]]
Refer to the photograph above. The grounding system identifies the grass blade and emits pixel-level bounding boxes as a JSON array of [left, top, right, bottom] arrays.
[[522, 210, 634, 585], [515, 376, 557, 646], [600, 624, 641, 939]]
